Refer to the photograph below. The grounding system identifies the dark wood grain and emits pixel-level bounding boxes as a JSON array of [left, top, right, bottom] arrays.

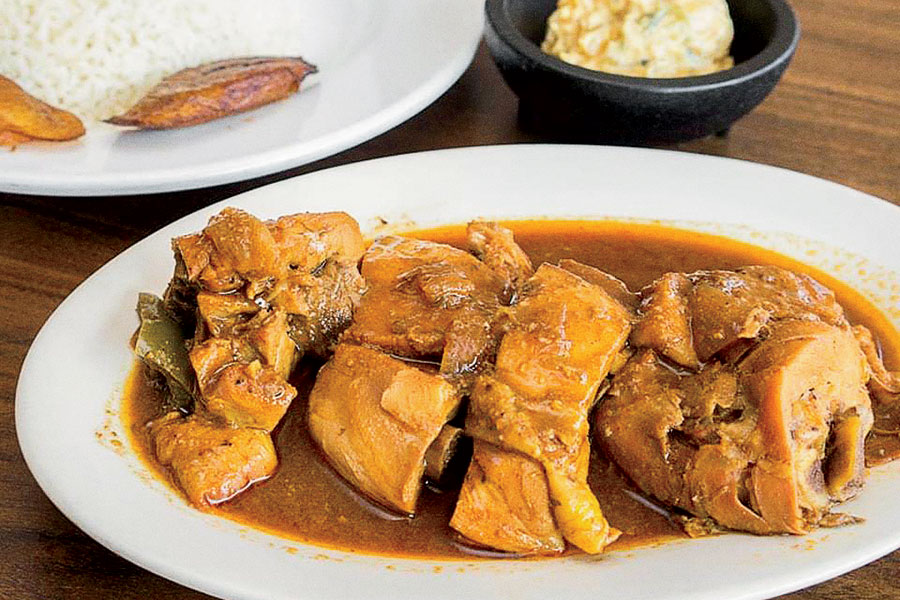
[[1, 1, 898, 597]]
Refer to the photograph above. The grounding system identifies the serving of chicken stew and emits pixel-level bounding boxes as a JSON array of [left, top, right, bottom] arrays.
[[125, 210, 900, 559]]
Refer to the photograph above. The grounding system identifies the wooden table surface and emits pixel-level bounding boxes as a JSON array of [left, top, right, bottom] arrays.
[[2, 1, 898, 597]]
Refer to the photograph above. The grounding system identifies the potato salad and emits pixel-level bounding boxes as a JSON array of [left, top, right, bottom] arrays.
[[542, 0, 734, 78]]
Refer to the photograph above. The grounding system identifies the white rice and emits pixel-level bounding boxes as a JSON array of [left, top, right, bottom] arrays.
[[0, 0, 307, 121]]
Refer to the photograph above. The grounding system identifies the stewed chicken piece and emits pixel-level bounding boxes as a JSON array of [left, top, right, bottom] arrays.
[[188, 337, 297, 431], [450, 441, 565, 555], [631, 266, 846, 368], [308, 344, 461, 514], [151, 412, 278, 507], [266, 211, 367, 358], [342, 235, 508, 378], [558, 258, 639, 313], [598, 266, 877, 534], [273, 259, 366, 358], [454, 263, 632, 554], [167, 208, 365, 329], [466, 221, 534, 302]]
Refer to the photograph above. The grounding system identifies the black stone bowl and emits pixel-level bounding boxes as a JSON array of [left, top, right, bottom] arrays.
[[485, 0, 800, 143]]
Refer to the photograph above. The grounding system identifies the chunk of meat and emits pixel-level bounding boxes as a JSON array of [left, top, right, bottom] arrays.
[[189, 338, 250, 391], [689, 266, 847, 362], [106, 56, 316, 129], [196, 291, 260, 338], [439, 315, 496, 379], [0, 75, 85, 143], [631, 272, 699, 368], [242, 309, 297, 379], [189, 302, 299, 425], [492, 264, 631, 401], [171, 233, 214, 285], [343, 236, 506, 377], [450, 441, 565, 555], [268, 211, 366, 273], [598, 319, 873, 534], [205, 362, 295, 431], [189, 338, 296, 430], [596, 350, 693, 509], [630, 266, 848, 367], [308, 344, 460, 514], [151, 412, 277, 507], [173, 208, 278, 294], [466, 221, 534, 302], [273, 259, 367, 358], [462, 264, 631, 553], [172, 209, 364, 298], [268, 211, 367, 358]]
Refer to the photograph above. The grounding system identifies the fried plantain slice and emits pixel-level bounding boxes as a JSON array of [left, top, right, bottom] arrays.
[[106, 56, 317, 130], [0, 75, 85, 145]]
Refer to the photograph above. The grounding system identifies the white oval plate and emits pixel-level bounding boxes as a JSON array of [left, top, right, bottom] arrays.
[[17, 145, 900, 600], [0, 0, 483, 197]]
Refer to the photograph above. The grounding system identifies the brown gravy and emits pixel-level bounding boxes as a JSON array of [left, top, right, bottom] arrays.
[[123, 220, 900, 559]]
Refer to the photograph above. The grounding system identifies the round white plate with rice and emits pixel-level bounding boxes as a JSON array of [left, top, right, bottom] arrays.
[[0, 0, 484, 196]]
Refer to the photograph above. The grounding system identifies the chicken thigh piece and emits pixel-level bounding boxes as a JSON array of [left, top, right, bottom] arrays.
[[167, 208, 365, 340], [308, 344, 461, 514], [458, 263, 632, 554]]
